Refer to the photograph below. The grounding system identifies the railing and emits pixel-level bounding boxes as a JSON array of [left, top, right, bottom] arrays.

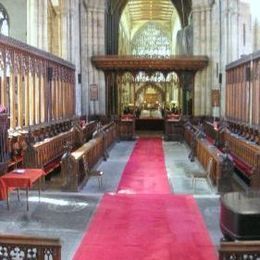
[[0, 234, 61, 260], [219, 240, 260, 260]]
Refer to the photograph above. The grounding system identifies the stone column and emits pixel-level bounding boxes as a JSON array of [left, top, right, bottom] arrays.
[[97, 8, 106, 115], [253, 18, 260, 51], [192, 6, 202, 116], [70, 0, 81, 116], [81, 1, 106, 117], [81, 4, 89, 116], [27, 0, 48, 50], [206, 6, 212, 115]]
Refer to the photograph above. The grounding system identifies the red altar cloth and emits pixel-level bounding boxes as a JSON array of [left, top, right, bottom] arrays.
[[0, 169, 45, 200]]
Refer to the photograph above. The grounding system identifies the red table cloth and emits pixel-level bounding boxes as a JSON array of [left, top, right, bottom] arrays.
[[0, 169, 45, 200]]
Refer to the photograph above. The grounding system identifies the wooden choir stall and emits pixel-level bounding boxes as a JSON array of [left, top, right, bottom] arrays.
[[218, 50, 260, 259], [225, 50, 260, 187]]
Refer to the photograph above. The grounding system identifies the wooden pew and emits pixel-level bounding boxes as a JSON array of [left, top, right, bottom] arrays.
[[82, 121, 97, 141], [184, 122, 198, 148], [224, 130, 260, 187], [103, 122, 117, 152], [184, 122, 225, 188], [196, 138, 223, 186], [219, 240, 260, 260], [60, 122, 117, 191], [23, 129, 76, 183], [119, 116, 135, 140], [0, 234, 61, 260], [73, 121, 97, 146], [164, 117, 183, 141]]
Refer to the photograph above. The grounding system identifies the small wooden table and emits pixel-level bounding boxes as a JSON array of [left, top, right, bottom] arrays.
[[0, 169, 45, 210]]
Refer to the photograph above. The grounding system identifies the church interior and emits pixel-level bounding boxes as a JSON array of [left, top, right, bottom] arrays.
[[0, 0, 259, 259]]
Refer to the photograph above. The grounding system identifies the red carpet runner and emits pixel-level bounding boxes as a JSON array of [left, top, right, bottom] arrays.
[[74, 194, 217, 260], [117, 137, 171, 194], [74, 138, 218, 260]]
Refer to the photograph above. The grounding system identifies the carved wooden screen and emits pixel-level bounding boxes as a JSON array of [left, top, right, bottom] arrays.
[[226, 52, 260, 128], [0, 34, 75, 131], [252, 56, 260, 127]]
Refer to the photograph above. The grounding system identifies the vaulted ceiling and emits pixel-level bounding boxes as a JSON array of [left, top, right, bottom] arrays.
[[128, 0, 175, 24], [126, 0, 179, 38]]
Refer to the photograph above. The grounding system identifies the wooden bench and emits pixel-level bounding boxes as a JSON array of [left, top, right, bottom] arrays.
[[82, 121, 98, 141], [119, 118, 135, 140], [164, 118, 184, 141], [102, 122, 117, 154], [196, 138, 223, 186], [224, 130, 260, 187], [60, 122, 117, 191], [23, 129, 77, 186], [0, 234, 61, 260], [184, 122, 198, 148], [73, 120, 97, 146]]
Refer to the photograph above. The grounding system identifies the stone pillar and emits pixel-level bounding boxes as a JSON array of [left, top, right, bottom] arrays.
[[70, 0, 81, 116], [80, 1, 106, 117], [253, 18, 260, 51], [192, 6, 202, 116], [81, 4, 89, 116], [27, 0, 48, 50], [206, 6, 212, 115]]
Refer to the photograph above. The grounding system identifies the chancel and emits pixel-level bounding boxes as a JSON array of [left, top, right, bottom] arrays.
[[0, 0, 259, 259]]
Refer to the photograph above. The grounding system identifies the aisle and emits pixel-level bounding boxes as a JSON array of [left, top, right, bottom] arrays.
[[117, 137, 171, 194], [73, 138, 218, 260]]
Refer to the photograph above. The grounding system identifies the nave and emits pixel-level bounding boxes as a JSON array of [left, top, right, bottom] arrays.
[[0, 138, 222, 259]]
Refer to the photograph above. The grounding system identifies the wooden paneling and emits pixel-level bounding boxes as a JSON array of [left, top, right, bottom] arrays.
[[226, 51, 260, 128], [92, 55, 208, 72], [0, 34, 75, 132], [224, 130, 260, 187], [60, 123, 117, 191], [219, 240, 260, 260], [196, 138, 223, 185]]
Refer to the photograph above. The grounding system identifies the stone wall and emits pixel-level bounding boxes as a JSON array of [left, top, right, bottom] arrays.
[[192, 0, 253, 117], [0, 0, 27, 42], [81, 0, 106, 116]]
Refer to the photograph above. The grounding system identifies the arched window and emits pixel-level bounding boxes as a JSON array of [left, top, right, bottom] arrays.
[[131, 22, 171, 57], [0, 4, 9, 36]]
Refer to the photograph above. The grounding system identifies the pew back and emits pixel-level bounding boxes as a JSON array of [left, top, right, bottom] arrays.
[[0, 234, 61, 260], [24, 130, 76, 172]]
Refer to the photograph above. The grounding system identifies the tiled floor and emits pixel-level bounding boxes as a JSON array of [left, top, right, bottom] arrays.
[[0, 137, 233, 259]]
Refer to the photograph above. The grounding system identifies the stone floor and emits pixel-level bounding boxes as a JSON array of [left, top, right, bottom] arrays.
[[0, 137, 232, 259]]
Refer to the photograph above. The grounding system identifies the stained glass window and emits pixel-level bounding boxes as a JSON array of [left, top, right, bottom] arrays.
[[0, 4, 9, 36], [132, 22, 171, 57]]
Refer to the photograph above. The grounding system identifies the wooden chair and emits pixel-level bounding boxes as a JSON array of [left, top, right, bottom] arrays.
[[82, 155, 103, 189], [191, 157, 213, 192]]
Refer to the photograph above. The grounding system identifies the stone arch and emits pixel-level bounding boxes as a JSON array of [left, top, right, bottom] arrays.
[[106, 0, 192, 54]]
